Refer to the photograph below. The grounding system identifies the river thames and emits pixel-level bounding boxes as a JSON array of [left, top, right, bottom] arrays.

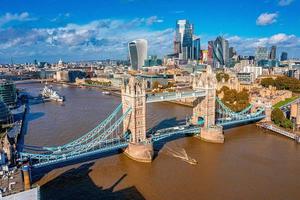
[[18, 83, 300, 200]]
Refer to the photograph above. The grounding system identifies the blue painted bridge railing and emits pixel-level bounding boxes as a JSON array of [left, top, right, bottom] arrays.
[[146, 90, 206, 103]]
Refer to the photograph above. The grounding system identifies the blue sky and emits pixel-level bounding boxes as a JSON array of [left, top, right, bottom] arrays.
[[0, 0, 299, 63]]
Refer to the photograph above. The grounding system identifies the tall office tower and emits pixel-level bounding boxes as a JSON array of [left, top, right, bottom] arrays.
[[255, 47, 269, 61], [212, 36, 229, 68], [207, 41, 214, 66], [193, 37, 201, 60], [174, 20, 194, 60], [229, 47, 236, 58], [269, 45, 277, 60], [128, 39, 148, 70], [222, 39, 229, 67], [281, 52, 288, 61]]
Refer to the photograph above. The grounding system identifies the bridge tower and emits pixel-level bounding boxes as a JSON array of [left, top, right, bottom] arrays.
[[192, 65, 224, 143], [264, 103, 272, 122], [121, 76, 153, 162]]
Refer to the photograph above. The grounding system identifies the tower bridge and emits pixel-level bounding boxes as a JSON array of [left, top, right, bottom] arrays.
[[19, 66, 267, 168]]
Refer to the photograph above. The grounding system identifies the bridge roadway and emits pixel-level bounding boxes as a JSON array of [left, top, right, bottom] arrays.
[[22, 125, 201, 168], [19, 96, 267, 168], [146, 90, 206, 103]]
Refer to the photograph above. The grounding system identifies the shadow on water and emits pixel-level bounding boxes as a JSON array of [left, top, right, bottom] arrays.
[[148, 117, 186, 133], [31, 149, 125, 182], [40, 162, 145, 200], [27, 112, 45, 122], [148, 117, 193, 160]]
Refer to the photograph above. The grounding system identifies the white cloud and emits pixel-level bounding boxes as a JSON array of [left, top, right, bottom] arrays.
[[0, 17, 173, 62], [256, 12, 278, 26], [278, 0, 294, 6], [170, 10, 185, 14], [227, 33, 300, 55], [145, 16, 164, 25], [50, 13, 71, 22], [0, 12, 35, 27]]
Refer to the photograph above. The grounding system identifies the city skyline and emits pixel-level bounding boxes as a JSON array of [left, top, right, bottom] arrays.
[[0, 0, 300, 63]]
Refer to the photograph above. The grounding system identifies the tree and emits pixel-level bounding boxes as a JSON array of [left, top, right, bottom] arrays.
[[152, 81, 160, 89], [220, 88, 250, 112], [261, 78, 275, 88], [271, 108, 285, 125], [216, 72, 229, 82], [261, 76, 300, 92], [281, 119, 293, 129]]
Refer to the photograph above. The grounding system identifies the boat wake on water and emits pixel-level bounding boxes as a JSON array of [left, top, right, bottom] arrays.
[[162, 145, 197, 165]]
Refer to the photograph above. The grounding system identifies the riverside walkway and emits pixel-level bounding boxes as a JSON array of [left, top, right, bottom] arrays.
[[258, 122, 300, 143]]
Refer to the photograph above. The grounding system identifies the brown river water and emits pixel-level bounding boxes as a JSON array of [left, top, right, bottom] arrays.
[[18, 83, 300, 200]]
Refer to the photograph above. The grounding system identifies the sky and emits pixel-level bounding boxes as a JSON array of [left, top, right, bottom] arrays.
[[0, 0, 299, 63]]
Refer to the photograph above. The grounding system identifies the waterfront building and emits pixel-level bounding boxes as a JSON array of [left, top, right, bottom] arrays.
[[68, 70, 86, 83], [128, 39, 148, 70], [255, 47, 269, 61], [39, 70, 56, 79], [281, 52, 288, 61], [0, 80, 17, 108], [0, 100, 13, 129], [55, 71, 69, 82], [269, 46, 277, 60]]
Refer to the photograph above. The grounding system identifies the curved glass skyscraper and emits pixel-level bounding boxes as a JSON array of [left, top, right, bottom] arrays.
[[128, 39, 148, 70], [211, 36, 229, 68], [213, 37, 225, 68]]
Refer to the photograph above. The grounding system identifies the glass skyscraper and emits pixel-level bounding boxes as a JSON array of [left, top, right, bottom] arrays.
[[174, 20, 198, 61], [207, 41, 214, 66], [213, 36, 225, 68], [281, 52, 288, 61], [128, 39, 148, 70], [255, 47, 269, 61], [211, 36, 229, 68], [269, 46, 277, 60], [193, 37, 201, 60]]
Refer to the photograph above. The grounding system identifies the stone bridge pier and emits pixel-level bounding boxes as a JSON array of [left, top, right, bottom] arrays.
[[191, 65, 224, 143], [121, 76, 153, 162]]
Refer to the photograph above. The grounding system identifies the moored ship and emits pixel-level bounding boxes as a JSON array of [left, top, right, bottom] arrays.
[[41, 86, 65, 102]]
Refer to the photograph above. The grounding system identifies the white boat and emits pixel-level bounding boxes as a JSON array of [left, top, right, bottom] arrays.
[[41, 86, 65, 102], [102, 91, 111, 95]]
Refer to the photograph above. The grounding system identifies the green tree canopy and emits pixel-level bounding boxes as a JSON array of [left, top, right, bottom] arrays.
[[261, 76, 300, 92], [216, 72, 230, 82]]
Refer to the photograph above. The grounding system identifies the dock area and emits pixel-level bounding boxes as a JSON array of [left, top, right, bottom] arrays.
[[257, 122, 300, 143]]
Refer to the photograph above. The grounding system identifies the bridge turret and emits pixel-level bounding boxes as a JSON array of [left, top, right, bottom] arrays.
[[192, 65, 224, 143], [121, 76, 153, 162], [191, 65, 218, 128], [264, 103, 272, 122]]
